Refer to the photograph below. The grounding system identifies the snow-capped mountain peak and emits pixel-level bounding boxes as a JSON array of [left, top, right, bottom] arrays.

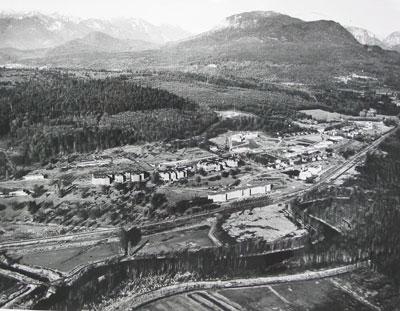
[[384, 31, 400, 48], [346, 26, 384, 47], [0, 11, 192, 50]]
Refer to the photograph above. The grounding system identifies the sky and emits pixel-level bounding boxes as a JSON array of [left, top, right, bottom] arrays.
[[1, 0, 399, 37]]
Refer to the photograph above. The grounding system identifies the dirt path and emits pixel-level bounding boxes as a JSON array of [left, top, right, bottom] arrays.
[[106, 262, 369, 311]]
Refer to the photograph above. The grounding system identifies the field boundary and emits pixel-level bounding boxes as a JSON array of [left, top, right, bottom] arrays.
[[107, 261, 370, 311]]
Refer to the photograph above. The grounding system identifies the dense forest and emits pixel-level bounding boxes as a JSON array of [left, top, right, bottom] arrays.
[[0, 72, 217, 163], [298, 129, 400, 285], [315, 88, 400, 116], [0, 72, 196, 135]]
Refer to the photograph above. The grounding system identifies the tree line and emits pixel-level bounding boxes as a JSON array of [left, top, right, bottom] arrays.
[[0, 73, 217, 164]]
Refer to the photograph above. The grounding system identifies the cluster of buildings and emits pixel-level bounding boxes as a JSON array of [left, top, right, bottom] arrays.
[[90, 154, 241, 186], [284, 165, 323, 181], [91, 171, 147, 186], [253, 149, 333, 171], [196, 157, 239, 173], [158, 168, 188, 182], [359, 108, 377, 118], [208, 184, 272, 202], [158, 156, 240, 182], [225, 132, 259, 153]]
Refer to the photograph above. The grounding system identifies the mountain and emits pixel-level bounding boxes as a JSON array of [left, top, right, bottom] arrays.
[[0, 12, 191, 50], [0, 47, 47, 62], [46, 31, 158, 56], [384, 31, 400, 48], [6, 11, 400, 86], [148, 11, 370, 75], [346, 26, 385, 47], [0, 12, 87, 50], [78, 17, 191, 44]]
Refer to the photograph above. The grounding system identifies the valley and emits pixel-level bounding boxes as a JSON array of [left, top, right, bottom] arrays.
[[0, 8, 400, 311]]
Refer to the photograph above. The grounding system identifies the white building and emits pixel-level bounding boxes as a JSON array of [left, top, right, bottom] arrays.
[[159, 171, 171, 182], [226, 189, 243, 200], [158, 169, 187, 182], [299, 166, 322, 181], [114, 174, 125, 183], [208, 184, 272, 202], [224, 158, 239, 168], [299, 171, 312, 181], [176, 170, 187, 179], [197, 160, 223, 172], [125, 171, 146, 183], [208, 193, 228, 202], [91, 173, 113, 186], [23, 174, 46, 181]]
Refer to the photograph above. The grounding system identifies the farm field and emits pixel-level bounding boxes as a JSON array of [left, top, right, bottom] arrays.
[[138, 277, 374, 311]]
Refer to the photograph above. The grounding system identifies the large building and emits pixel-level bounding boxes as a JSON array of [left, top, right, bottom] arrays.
[[158, 168, 188, 182], [208, 184, 272, 202], [23, 173, 46, 181], [124, 171, 146, 183], [91, 173, 113, 186], [197, 157, 239, 173]]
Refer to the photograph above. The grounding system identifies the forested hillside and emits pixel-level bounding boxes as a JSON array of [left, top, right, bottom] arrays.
[[0, 72, 217, 163], [298, 129, 400, 285]]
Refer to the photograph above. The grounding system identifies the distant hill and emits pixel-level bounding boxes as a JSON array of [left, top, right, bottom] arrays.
[[4, 11, 400, 86], [46, 32, 158, 56], [0, 12, 191, 50]]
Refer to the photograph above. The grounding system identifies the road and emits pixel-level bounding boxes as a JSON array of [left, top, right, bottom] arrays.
[[106, 262, 370, 311], [0, 126, 396, 251]]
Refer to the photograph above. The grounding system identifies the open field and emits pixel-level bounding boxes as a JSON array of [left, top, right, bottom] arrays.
[[215, 110, 256, 120], [220, 279, 372, 310], [222, 204, 302, 242], [135, 78, 313, 110], [138, 276, 376, 311], [17, 225, 213, 272], [0, 222, 81, 242], [20, 241, 121, 272], [138, 225, 214, 255], [300, 109, 348, 122]]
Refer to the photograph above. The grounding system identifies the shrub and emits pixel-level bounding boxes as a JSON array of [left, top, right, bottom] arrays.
[[151, 193, 167, 209]]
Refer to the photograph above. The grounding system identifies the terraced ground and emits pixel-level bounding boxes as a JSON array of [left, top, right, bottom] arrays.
[[138, 278, 377, 311]]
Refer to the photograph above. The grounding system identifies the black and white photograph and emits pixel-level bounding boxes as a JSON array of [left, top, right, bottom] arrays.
[[0, 0, 400, 310]]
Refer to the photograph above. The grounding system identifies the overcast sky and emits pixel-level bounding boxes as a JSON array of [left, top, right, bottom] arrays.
[[2, 0, 399, 37]]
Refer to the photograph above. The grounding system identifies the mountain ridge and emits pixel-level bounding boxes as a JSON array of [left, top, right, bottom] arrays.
[[3, 10, 400, 87], [0, 12, 192, 50]]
